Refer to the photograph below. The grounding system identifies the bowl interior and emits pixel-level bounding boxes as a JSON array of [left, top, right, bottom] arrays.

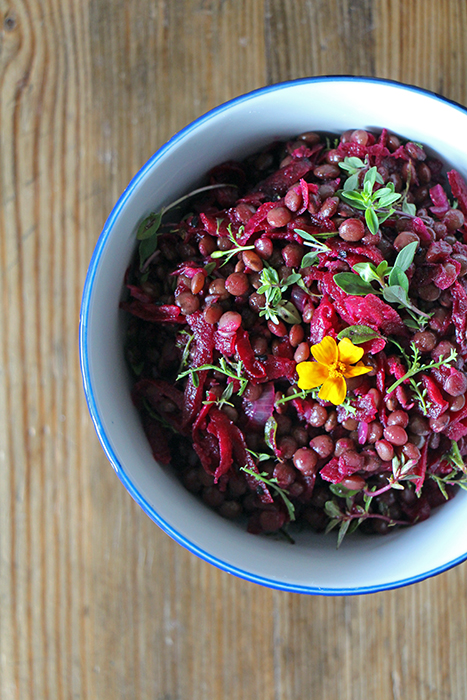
[[81, 78, 467, 593]]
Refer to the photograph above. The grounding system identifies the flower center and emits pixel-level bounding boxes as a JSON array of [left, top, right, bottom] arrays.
[[328, 361, 347, 379]]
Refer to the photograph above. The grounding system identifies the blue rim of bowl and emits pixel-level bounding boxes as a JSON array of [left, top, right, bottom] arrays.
[[80, 75, 467, 595]]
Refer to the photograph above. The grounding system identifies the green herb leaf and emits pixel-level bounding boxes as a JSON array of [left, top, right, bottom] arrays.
[[264, 416, 279, 454], [376, 261, 389, 277], [337, 325, 381, 344], [352, 262, 380, 283], [382, 284, 409, 306], [403, 318, 421, 330], [365, 207, 379, 235], [324, 518, 340, 535], [377, 209, 395, 226], [337, 519, 351, 548], [402, 200, 417, 216], [204, 261, 216, 276], [324, 500, 342, 519], [276, 301, 302, 325], [386, 341, 458, 395], [301, 251, 318, 268], [343, 173, 360, 191], [340, 191, 367, 210], [393, 240, 418, 272], [329, 483, 361, 498], [447, 440, 467, 473], [339, 156, 365, 172], [333, 272, 374, 296], [388, 267, 409, 293], [137, 212, 163, 240], [136, 183, 236, 269], [294, 230, 333, 254], [375, 192, 401, 208], [285, 272, 302, 286], [258, 262, 304, 324], [363, 166, 379, 192]]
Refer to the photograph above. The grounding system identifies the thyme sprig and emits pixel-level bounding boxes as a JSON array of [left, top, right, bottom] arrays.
[[338, 155, 368, 191], [334, 241, 431, 328], [431, 441, 467, 499], [324, 486, 405, 548], [142, 399, 178, 433], [257, 263, 302, 325], [275, 386, 358, 415], [210, 223, 254, 265], [364, 453, 420, 498], [386, 340, 458, 395], [294, 228, 337, 268], [176, 357, 249, 395], [445, 440, 467, 474], [339, 166, 402, 235], [202, 383, 235, 409], [137, 183, 235, 269], [240, 466, 296, 521], [175, 330, 194, 373], [431, 472, 467, 500]]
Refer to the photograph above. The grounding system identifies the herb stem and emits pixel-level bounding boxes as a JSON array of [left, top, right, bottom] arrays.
[[386, 348, 457, 395], [241, 466, 296, 521], [163, 183, 237, 216], [346, 512, 407, 526], [363, 483, 394, 498]]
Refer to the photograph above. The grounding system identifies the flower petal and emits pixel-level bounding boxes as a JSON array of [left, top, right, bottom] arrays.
[[344, 362, 372, 378], [318, 376, 347, 405], [311, 336, 337, 366], [337, 337, 364, 365], [297, 361, 329, 390]]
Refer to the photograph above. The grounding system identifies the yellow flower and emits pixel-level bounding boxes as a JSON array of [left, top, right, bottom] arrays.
[[296, 336, 372, 406]]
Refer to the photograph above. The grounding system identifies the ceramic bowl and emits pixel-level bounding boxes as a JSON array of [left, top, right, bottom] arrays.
[[80, 77, 467, 594]]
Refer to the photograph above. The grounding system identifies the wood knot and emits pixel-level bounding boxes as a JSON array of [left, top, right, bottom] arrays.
[[3, 14, 16, 32]]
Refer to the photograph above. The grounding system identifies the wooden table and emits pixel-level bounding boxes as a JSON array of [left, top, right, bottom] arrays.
[[2, 1, 467, 698]]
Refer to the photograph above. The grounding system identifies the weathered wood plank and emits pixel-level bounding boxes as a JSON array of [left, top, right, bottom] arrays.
[[1, 1, 467, 699]]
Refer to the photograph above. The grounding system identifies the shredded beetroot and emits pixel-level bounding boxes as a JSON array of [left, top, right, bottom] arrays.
[[207, 409, 235, 481], [448, 170, 467, 218], [243, 382, 275, 430], [336, 294, 406, 335], [235, 328, 267, 380], [123, 128, 467, 542], [308, 295, 340, 344], [256, 158, 315, 198], [182, 312, 216, 427], [121, 300, 184, 323]]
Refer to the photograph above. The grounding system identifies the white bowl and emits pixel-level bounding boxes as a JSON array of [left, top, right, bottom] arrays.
[[80, 77, 467, 594]]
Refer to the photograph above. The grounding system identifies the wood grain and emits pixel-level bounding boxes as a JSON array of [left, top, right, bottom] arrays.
[[1, 1, 467, 698]]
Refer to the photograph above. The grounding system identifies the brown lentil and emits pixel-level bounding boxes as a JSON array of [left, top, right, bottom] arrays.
[[394, 232, 420, 251], [308, 403, 328, 428], [375, 440, 395, 462], [367, 422, 383, 443], [254, 237, 273, 259], [225, 272, 249, 296], [387, 410, 409, 428], [313, 163, 340, 179], [175, 291, 200, 315], [218, 310, 242, 334], [338, 218, 365, 242], [267, 319, 287, 337], [340, 474, 366, 491], [384, 425, 408, 446], [242, 249, 263, 271], [267, 206, 292, 228], [309, 435, 334, 459], [284, 188, 302, 212]]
